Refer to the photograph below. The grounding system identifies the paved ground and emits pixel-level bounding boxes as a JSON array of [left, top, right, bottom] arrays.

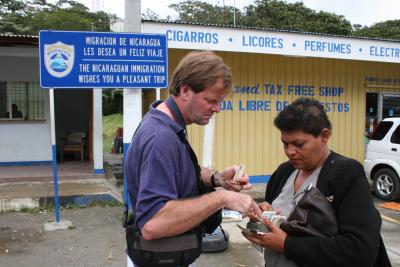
[[0, 206, 265, 267], [0, 203, 399, 267], [0, 184, 399, 266], [0, 206, 127, 267], [0, 161, 399, 266]]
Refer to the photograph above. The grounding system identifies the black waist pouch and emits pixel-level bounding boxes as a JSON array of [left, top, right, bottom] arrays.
[[198, 185, 222, 234], [126, 222, 202, 267], [202, 209, 222, 234]]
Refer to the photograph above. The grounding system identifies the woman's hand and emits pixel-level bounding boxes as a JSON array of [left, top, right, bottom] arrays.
[[241, 217, 287, 253], [258, 202, 281, 214], [258, 202, 272, 211]]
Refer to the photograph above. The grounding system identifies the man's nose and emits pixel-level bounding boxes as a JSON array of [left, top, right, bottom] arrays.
[[211, 103, 221, 113]]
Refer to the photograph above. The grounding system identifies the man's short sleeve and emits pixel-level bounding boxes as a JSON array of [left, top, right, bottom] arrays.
[[135, 129, 182, 229]]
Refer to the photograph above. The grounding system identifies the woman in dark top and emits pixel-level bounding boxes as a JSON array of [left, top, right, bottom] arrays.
[[242, 98, 391, 267]]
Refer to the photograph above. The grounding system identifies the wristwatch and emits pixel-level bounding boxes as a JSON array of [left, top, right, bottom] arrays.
[[211, 171, 221, 187]]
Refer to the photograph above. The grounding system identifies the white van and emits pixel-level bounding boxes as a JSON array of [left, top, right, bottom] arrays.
[[364, 118, 400, 200]]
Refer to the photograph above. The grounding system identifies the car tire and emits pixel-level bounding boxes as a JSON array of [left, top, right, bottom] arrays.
[[373, 168, 400, 201]]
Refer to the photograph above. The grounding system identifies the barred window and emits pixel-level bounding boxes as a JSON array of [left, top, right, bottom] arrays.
[[0, 81, 46, 120]]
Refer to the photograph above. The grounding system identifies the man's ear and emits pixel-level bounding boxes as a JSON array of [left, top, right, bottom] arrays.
[[180, 84, 191, 101]]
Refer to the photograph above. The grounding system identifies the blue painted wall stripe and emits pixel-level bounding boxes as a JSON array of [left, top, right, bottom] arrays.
[[249, 175, 270, 184], [93, 169, 105, 174]]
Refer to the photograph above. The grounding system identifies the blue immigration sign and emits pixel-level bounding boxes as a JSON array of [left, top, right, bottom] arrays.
[[39, 30, 168, 88]]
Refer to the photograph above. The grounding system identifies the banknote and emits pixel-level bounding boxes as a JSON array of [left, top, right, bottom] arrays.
[[222, 209, 243, 220], [233, 164, 245, 182], [261, 211, 276, 220]]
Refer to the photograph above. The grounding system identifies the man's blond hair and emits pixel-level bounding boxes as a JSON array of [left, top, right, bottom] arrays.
[[169, 50, 233, 95]]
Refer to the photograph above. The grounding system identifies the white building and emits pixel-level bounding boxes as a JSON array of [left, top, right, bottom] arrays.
[[2, 20, 400, 182]]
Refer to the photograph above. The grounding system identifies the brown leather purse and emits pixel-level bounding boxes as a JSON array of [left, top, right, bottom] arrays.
[[280, 185, 338, 238]]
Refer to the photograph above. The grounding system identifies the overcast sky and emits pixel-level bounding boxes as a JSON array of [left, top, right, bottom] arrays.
[[81, 0, 400, 27]]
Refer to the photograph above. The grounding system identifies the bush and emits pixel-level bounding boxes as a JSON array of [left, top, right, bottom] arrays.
[[103, 89, 123, 115]]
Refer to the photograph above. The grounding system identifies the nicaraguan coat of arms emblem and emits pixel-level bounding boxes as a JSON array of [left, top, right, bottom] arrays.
[[44, 41, 75, 78]]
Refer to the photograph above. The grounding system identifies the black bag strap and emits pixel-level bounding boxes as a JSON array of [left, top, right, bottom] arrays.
[[165, 97, 218, 233], [185, 136, 209, 194], [165, 96, 207, 194], [124, 97, 207, 229]]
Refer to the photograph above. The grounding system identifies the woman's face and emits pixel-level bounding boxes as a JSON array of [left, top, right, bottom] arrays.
[[280, 129, 330, 171]]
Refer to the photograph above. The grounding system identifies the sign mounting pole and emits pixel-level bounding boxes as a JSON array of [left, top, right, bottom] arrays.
[[49, 88, 61, 223], [43, 89, 72, 231]]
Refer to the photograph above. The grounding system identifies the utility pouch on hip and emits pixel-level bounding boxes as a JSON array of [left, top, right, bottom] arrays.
[[126, 220, 201, 267]]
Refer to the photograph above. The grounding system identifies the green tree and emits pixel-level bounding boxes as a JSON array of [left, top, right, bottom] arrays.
[[0, 0, 27, 15], [353, 20, 400, 40], [0, 0, 30, 34], [244, 0, 352, 35], [142, 8, 160, 20], [169, 0, 246, 26], [102, 90, 123, 115], [0, 0, 115, 35], [168, 0, 351, 34]]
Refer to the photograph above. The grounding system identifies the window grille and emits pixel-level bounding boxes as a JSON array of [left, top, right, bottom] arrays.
[[0, 81, 45, 120]]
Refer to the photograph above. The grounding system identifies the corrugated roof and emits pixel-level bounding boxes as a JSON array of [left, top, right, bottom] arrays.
[[1, 20, 399, 45], [143, 19, 400, 43], [0, 34, 38, 46]]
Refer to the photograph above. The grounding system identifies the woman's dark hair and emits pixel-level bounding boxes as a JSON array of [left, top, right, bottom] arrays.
[[274, 98, 332, 137]]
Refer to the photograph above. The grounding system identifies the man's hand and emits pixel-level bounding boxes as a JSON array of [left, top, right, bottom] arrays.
[[217, 165, 252, 192], [241, 217, 287, 252], [221, 191, 262, 218]]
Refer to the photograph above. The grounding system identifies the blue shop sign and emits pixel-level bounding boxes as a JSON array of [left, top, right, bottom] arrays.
[[39, 30, 168, 88]]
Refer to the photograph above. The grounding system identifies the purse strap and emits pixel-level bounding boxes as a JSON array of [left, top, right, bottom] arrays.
[[289, 183, 314, 213]]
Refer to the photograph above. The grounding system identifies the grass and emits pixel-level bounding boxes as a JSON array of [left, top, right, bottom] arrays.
[[11, 200, 123, 214], [103, 113, 123, 153]]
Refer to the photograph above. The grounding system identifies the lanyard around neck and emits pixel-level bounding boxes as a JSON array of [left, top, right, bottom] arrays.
[[165, 96, 186, 131], [165, 96, 205, 192]]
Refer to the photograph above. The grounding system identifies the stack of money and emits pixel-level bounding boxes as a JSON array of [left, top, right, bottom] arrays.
[[246, 218, 269, 234], [262, 211, 287, 227]]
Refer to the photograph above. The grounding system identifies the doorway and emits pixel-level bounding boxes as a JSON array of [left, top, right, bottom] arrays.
[[54, 89, 92, 161]]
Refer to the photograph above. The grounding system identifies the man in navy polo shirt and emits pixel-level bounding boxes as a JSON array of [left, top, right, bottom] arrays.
[[125, 51, 261, 266]]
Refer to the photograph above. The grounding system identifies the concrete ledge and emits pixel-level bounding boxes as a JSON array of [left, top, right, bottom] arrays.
[[0, 197, 39, 212], [44, 220, 73, 231]]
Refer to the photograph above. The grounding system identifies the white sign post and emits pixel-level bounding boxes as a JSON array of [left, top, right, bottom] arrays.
[[43, 89, 73, 231]]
